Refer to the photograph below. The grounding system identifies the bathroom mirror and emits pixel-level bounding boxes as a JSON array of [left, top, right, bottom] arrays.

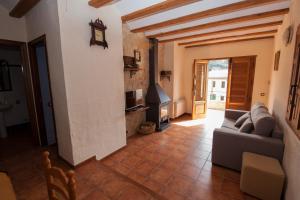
[[0, 60, 12, 91]]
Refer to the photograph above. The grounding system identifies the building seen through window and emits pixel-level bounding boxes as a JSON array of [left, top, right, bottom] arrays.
[[207, 59, 229, 110]]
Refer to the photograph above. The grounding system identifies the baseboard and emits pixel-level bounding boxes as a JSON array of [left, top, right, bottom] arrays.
[[58, 154, 97, 169], [74, 156, 96, 169], [170, 113, 191, 120]]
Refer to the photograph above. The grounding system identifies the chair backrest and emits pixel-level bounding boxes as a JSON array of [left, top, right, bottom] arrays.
[[42, 151, 76, 200]]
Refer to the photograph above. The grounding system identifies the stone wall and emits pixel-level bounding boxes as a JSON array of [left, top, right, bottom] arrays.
[[123, 24, 149, 137]]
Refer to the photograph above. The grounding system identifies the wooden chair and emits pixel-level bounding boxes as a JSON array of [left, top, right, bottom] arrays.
[[42, 151, 77, 200]]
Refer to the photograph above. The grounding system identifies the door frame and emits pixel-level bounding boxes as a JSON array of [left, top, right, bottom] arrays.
[[192, 59, 209, 119], [0, 38, 40, 144], [193, 55, 256, 112], [28, 35, 58, 146], [193, 58, 230, 114]]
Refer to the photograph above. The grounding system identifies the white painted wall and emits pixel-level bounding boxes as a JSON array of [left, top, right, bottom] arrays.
[[0, 48, 29, 126], [268, 0, 300, 199], [25, 0, 73, 163], [159, 42, 174, 117], [1, 0, 126, 165], [159, 42, 186, 118], [57, 0, 126, 165], [183, 38, 274, 113], [173, 43, 185, 103], [0, 5, 27, 41]]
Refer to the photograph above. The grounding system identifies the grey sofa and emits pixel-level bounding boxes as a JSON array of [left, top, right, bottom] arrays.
[[212, 104, 285, 171]]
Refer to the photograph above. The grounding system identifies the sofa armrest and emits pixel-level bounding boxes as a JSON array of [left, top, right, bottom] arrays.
[[225, 109, 248, 121], [212, 128, 284, 171]]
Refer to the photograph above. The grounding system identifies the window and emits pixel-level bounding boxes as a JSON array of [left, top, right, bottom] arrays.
[[220, 96, 225, 101], [212, 81, 216, 87], [210, 94, 216, 100], [221, 81, 226, 88], [286, 25, 300, 139]]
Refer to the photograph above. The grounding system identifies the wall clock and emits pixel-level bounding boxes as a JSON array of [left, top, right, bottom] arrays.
[[89, 18, 108, 49]]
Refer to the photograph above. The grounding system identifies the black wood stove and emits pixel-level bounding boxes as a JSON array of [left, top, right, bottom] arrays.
[[146, 39, 171, 131]]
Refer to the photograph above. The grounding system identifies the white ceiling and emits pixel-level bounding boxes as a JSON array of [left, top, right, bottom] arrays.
[[157, 16, 283, 40], [116, 0, 165, 16], [0, 0, 290, 45], [127, 0, 242, 30], [145, 1, 289, 36], [115, 0, 290, 45]]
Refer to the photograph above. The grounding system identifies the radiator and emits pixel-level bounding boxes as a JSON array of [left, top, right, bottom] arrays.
[[173, 98, 186, 118]]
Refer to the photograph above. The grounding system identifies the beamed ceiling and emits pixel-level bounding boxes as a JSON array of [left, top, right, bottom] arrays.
[[90, 0, 290, 48], [0, 0, 290, 47]]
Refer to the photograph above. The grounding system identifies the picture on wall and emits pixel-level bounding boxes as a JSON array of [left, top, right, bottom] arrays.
[[274, 50, 280, 71], [134, 49, 141, 62]]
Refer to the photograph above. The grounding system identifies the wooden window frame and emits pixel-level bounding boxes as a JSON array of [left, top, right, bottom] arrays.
[[286, 25, 300, 139]]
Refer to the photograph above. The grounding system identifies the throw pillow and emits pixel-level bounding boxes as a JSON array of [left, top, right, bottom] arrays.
[[239, 118, 254, 133], [251, 109, 275, 137], [235, 112, 250, 128]]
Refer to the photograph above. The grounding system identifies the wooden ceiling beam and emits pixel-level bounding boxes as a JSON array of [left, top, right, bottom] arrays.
[[159, 20, 283, 43], [132, 0, 285, 33], [122, 0, 198, 23], [88, 0, 114, 8], [185, 36, 274, 48], [178, 30, 277, 46], [149, 8, 288, 38], [9, 0, 40, 18]]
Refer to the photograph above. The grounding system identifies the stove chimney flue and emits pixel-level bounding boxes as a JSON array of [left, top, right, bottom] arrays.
[[149, 38, 158, 85]]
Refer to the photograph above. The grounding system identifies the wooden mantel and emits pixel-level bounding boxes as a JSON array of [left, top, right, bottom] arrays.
[[88, 0, 114, 8], [9, 0, 40, 18]]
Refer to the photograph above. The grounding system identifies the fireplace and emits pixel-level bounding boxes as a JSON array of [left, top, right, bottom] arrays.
[[160, 103, 170, 129], [146, 38, 171, 131]]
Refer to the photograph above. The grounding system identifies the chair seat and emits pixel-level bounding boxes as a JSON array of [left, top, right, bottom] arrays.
[[0, 172, 16, 200]]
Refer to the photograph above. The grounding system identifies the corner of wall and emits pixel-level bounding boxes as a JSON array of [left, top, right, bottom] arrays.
[[267, 0, 300, 199], [25, 0, 74, 164], [56, 0, 126, 165]]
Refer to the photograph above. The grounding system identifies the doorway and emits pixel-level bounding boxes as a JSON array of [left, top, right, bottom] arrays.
[[207, 59, 229, 111], [28, 35, 57, 146], [0, 39, 37, 159], [0, 36, 57, 151], [192, 56, 256, 119], [0, 44, 32, 147]]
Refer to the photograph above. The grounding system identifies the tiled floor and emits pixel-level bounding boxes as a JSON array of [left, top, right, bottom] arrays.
[[0, 110, 258, 200], [102, 110, 257, 200]]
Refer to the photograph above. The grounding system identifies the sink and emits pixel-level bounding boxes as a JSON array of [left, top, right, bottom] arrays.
[[0, 103, 12, 138]]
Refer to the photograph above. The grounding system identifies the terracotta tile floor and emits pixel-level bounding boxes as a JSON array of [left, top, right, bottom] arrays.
[[0, 110, 258, 199]]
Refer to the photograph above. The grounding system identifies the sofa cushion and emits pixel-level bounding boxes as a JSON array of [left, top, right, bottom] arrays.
[[239, 118, 254, 133], [222, 118, 239, 131], [235, 112, 250, 128], [251, 107, 275, 137]]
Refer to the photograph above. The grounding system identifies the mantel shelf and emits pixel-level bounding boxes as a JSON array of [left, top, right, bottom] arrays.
[[124, 67, 142, 78], [125, 105, 149, 114]]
